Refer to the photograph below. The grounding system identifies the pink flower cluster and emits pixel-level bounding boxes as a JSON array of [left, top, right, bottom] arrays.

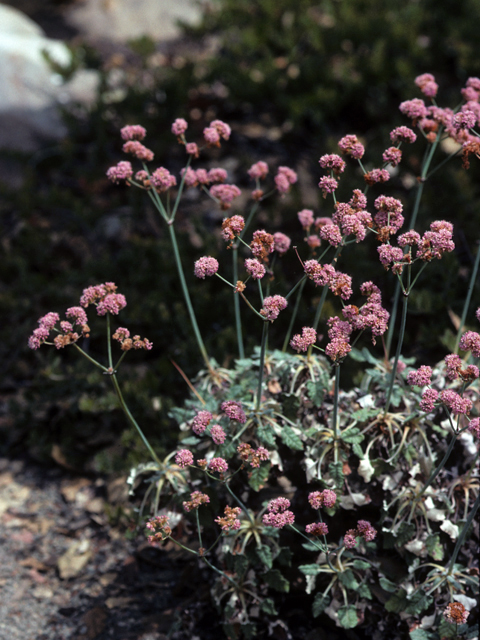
[[175, 449, 194, 468], [305, 522, 329, 536], [183, 491, 210, 512], [304, 260, 353, 300], [444, 602, 470, 625], [28, 312, 60, 350], [181, 167, 228, 187], [245, 258, 266, 280], [237, 443, 270, 468], [338, 134, 365, 159], [171, 118, 188, 137], [221, 400, 247, 423], [273, 232, 291, 255], [203, 120, 231, 146], [415, 73, 439, 98], [210, 424, 226, 445], [194, 256, 219, 279], [407, 365, 433, 387], [274, 166, 298, 195], [290, 327, 317, 353], [80, 283, 127, 317], [221, 215, 245, 244], [215, 506, 241, 532], [298, 209, 314, 230], [332, 201, 372, 243], [250, 230, 275, 262], [343, 520, 377, 548], [248, 161, 269, 180], [121, 124, 147, 141], [318, 175, 339, 198], [122, 140, 154, 161], [146, 515, 172, 544], [262, 497, 295, 529], [319, 154, 346, 175], [440, 390, 472, 415], [260, 295, 288, 321], [390, 126, 417, 144], [468, 417, 480, 438], [208, 457, 229, 473], [112, 328, 153, 351], [191, 410, 213, 435], [209, 184, 241, 209], [106, 161, 133, 183], [459, 331, 480, 357], [308, 489, 337, 509], [150, 167, 177, 192]]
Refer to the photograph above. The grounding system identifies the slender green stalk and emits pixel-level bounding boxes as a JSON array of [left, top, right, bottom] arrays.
[[256, 322, 269, 410], [225, 483, 255, 526], [447, 491, 480, 573], [110, 372, 160, 464], [73, 343, 109, 372], [384, 275, 409, 415], [167, 223, 211, 369], [283, 277, 307, 351], [232, 246, 244, 358], [332, 364, 340, 463], [455, 242, 480, 353]]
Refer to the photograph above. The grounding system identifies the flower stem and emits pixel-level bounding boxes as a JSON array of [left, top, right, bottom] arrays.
[[256, 322, 269, 411], [454, 241, 480, 353], [332, 364, 340, 463], [282, 277, 307, 352], [232, 245, 244, 358], [167, 222, 211, 370], [384, 277, 409, 415], [447, 491, 480, 573]]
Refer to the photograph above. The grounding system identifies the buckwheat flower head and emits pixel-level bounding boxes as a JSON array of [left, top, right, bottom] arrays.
[[251, 446, 269, 468], [304, 260, 336, 287], [440, 390, 472, 415], [262, 497, 295, 529], [344, 531, 357, 548], [221, 400, 247, 423], [273, 232, 291, 255], [390, 126, 417, 144], [146, 515, 171, 544], [315, 216, 334, 229], [407, 365, 433, 387], [382, 147, 402, 167], [112, 327, 130, 342], [399, 98, 428, 121], [121, 124, 147, 141], [415, 73, 438, 98], [298, 209, 314, 229], [340, 213, 367, 242], [210, 184, 241, 209], [349, 189, 368, 210], [38, 311, 60, 330], [171, 118, 188, 137], [462, 86, 480, 101], [106, 161, 133, 183], [468, 417, 480, 438], [364, 168, 390, 186], [417, 220, 455, 261], [194, 256, 219, 279], [290, 327, 317, 353], [444, 602, 469, 625], [319, 223, 343, 247], [96, 293, 127, 316], [477, 307, 480, 323], [453, 110, 476, 130], [374, 196, 404, 233], [275, 166, 298, 194], [221, 215, 245, 243], [203, 126, 220, 146], [175, 449, 194, 468], [318, 176, 338, 198], [191, 410, 213, 435], [309, 489, 337, 509], [444, 354, 463, 381], [356, 520, 377, 541], [215, 506, 241, 532], [330, 271, 353, 300], [398, 230, 421, 247], [248, 161, 269, 180], [306, 522, 329, 536], [208, 457, 229, 473], [319, 154, 346, 174], [459, 331, 480, 357], [208, 168, 228, 184], [59, 321, 72, 333], [420, 388, 439, 412], [245, 258, 266, 280], [306, 234, 321, 249], [150, 167, 177, 192], [210, 119, 231, 140], [207, 424, 225, 445], [185, 142, 199, 157], [122, 140, 154, 161], [183, 491, 210, 512], [180, 166, 197, 187], [250, 230, 275, 261], [338, 134, 365, 159], [28, 326, 50, 350], [326, 337, 351, 362], [261, 295, 288, 321]]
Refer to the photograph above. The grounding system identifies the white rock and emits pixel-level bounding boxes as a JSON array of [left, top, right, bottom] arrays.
[[64, 0, 203, 43], [0, 5, 99, 151]]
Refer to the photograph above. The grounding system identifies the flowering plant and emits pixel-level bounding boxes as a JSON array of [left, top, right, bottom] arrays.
[[29, 75, 479, 639]]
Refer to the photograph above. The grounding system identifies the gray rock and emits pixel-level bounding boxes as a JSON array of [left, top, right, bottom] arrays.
[[0, 4, 99, 152], [64, 0, 203, 43]]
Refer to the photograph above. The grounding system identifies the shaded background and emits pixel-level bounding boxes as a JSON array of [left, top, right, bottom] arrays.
[[1, 0, 479, 471]]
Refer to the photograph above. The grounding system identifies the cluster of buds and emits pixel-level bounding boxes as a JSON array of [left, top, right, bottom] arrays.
[[221, 400, 247, 423], [80, 282, 126, 316], [237, 443, 270, 468], [444, 602, 470, 625], [304, 260, 353, 301], [28, 307, 91, 351], [308, 489, 337, 509], [343, 520, 377, 548], [262, 497, 295, 529], [183, 491, 210, 512], [146, 515, 172, 544], [191, 410, 213, 435], [260, 295, 288, 322], [215, 506, 241, 532], [221, 215, 245, 246], [250, 229, 275, 262], [112, 328, 153, 351]]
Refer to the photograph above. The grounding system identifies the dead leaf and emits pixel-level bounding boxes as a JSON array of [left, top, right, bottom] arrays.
[[60, 478, 91, 503], [57, 539, 92, 579], [268, 379, 282, 394], [105, 596, 135, 609], [85, 497, 104, 514], [51, 444, 78, 471], [81, 607, 108, 640], [448, 308, 462, 331]]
